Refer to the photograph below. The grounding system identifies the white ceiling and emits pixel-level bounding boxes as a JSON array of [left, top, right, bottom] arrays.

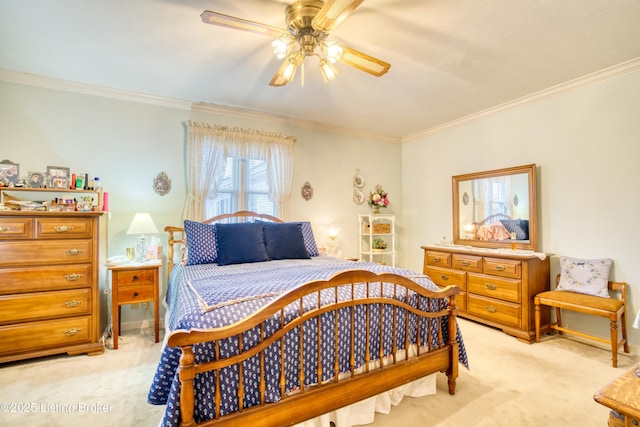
[[1, 0, 640, 139]]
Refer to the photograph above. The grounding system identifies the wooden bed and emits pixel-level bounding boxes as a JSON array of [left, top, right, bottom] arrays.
[[159, 211, 462, 427]]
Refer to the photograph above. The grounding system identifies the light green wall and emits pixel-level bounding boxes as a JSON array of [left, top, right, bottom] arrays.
[[401, 68, 640, 347], [0, 80, 402, 330]]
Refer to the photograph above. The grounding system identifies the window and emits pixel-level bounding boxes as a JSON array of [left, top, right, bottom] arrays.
[[204, 157, 275, 218]]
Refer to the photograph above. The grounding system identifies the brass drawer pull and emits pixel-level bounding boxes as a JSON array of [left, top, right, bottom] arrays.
[[64, 328, 83, 336], [440, 274, 449, 280], [0, 226, 8, 232], [65, 249, 84, 256], [461, 261, 470, 266], [433, 256, 441, 262], [65, 273, 84, 281], [495, 265, 505, 271], [54, 225, 74, 233], [485, 283, 498, 291], [64, 300, 82, 308], [485, 306, 497, 313]]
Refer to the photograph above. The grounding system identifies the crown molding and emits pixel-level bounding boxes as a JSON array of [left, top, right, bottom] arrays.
[[403, 57, 640, 142], [0, 68, 400, 143], [0, 69, 192, 110]]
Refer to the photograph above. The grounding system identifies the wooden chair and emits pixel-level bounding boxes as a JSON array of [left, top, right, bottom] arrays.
[[534, 274, 629, 367]]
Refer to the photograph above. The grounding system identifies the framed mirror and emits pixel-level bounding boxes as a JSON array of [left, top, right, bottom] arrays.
[[452, 164, 538, 251]]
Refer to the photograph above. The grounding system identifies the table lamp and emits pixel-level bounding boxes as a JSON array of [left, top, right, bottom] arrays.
[[126, 213, 159, 261]]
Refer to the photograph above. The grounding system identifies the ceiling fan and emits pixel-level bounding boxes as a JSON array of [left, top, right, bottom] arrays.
[[201, 0, 391, 86]]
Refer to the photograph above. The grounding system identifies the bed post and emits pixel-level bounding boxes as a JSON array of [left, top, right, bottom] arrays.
[[177, 345, 196, 427], [447, 294, 459, 395]]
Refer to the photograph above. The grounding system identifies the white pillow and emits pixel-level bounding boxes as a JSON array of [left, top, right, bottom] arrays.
[[556, 256, 612, 298]]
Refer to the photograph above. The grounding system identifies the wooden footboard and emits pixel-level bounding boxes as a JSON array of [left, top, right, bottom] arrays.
[[168, 269, 460, 427]]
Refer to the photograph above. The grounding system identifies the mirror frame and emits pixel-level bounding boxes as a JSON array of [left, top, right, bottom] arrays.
[[452, 164, 538, 251]]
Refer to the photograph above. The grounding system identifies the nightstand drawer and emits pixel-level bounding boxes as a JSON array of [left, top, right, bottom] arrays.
[[117, 285, 154, 304], [0, 217, 32, 240], [114, 269, 156, 286]]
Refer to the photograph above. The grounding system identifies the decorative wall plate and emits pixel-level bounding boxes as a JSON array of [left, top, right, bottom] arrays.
[[153, 171, 172, 195], [462, 192, 469, 206], [353, 173, 365, 188], [353, 189, 364, 205], [301, 181, 313, 200]]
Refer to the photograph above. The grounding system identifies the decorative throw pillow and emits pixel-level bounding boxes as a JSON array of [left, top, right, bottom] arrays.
[[297, 221, 320, 257], [215, 222, 268, 266], [183, 220, 218, 266], [499, 219, 529, 240], [263, 222, 310, 260], [556, 256, 613, 298]]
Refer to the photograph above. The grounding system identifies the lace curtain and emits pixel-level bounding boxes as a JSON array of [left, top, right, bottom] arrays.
[[184, 121, 296, 221], [473, 176, 512, 220]]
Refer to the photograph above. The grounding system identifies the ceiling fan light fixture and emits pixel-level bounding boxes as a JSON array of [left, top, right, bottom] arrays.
[[320, 59, 339, 82], [271, 34, 291, 59], [322, 41, 343, 63]]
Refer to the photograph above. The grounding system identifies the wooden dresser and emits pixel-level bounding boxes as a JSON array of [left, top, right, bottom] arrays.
[[0, 212, 104, 363], [422, 245, 551, 343]]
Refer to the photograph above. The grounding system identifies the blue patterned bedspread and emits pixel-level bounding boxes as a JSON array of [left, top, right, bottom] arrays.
[[148, 257, 468, 426]]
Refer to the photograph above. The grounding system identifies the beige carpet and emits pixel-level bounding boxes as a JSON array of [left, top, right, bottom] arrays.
[[0, 319, 636, 427]]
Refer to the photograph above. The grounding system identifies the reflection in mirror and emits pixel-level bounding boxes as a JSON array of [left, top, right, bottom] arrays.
[[452, 164, 538, 251]]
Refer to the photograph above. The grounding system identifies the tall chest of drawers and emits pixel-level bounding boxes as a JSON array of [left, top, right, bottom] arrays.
[[422, 245, 551, 343], [0, 212, 104, 362]]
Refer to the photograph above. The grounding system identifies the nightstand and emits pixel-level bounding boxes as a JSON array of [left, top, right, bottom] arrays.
[[109, 262, 160, 349]]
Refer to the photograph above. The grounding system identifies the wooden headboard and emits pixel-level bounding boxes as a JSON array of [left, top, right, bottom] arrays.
[[475, 213, 513, 226], [165, 210, 284, 281]]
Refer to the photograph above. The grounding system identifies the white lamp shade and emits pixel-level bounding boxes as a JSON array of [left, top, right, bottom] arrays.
[[126, 213, 159, 235]]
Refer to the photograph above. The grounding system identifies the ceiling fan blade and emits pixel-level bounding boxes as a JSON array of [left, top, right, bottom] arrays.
[[339, 46, 390, 77], [201, 10, 286, 38], [312, 0, 365, 33]]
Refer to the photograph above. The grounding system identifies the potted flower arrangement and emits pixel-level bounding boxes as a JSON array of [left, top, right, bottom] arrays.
[[372, 238, 388, 252], [368, 184, 389, 214]]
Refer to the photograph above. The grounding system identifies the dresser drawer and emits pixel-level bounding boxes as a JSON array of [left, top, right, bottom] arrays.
[[468, 273, 521, 303], [117, 285, 154, 304], [467, 294, 521, 328], [0, 289, 91, 324], [0, 316, 92, 356], [425, 251, 451, 268], [426, 266, 466, 290], [483, 257, 522, 279], [35, 217, 92, 239], [0, 239, 93, 267], [452, 254, 482, 272], [0, 264, 92, 294], [0, 217, 32, 240]]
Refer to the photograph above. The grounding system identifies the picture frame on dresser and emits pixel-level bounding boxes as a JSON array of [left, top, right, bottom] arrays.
[[0, 160, 19, 187], [27, 172, 45, 188], [46, 166, 70, 189]]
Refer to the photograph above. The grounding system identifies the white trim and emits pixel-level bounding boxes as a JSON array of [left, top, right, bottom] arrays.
[[403, 57, 640, 141], [0, 68, 192, 110]]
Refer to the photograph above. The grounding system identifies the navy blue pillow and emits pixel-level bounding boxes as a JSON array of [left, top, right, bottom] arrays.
[[500, 219, 529, 240], [263, 222, 310, 260], [184, 220, 218, 266], [297, 222, 319, 257], [215, 223, 268, 266]]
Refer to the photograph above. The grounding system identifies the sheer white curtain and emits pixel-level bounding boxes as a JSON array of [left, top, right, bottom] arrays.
[[184, 121, 296, 221]]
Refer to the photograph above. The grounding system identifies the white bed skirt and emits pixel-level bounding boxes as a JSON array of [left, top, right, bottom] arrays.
[[292, 373, 437, 427]]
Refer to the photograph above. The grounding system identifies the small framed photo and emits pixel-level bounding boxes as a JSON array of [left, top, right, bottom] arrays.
[[47, 166, 71, 189], [27, 172, 45, 188], [0, 160, 19, 187]]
